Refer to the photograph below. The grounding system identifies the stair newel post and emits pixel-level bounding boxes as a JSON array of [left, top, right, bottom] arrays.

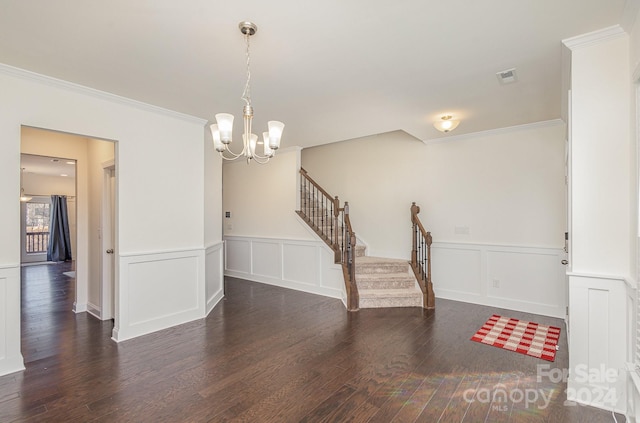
[[426, 231, 435, 309], [348, 230, 358, 311], [333, 196, 340, 262]]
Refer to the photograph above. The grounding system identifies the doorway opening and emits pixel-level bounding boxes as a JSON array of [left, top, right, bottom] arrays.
[[20, 126, 117, 363]]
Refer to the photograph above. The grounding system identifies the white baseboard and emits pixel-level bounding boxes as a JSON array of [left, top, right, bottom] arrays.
[[73, 301, 88, 313]]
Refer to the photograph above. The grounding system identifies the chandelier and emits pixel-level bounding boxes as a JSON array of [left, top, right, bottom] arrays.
[[210, 21, 284, 164]]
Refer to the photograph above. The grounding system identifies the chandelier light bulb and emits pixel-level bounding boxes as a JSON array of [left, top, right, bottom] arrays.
[[262, 132, 274, 157], [215, 113, 234, 144]]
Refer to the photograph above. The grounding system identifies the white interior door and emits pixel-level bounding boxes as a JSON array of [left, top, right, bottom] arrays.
[[101, 164, 115, 320]]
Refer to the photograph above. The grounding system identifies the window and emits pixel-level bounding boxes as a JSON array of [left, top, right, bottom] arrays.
[[24, 201, 50, 253]]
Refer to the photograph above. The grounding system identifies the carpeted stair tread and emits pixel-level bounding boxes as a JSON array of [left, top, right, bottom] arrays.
[[356, 272, 416, 289], [358, 286, 423, 308], [358, 287, 422, 297], [356, 256, 409, 264], [355, 256, 411, 274]]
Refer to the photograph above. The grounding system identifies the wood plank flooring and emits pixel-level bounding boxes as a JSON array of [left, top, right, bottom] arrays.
[[0, 262, 623, 422]]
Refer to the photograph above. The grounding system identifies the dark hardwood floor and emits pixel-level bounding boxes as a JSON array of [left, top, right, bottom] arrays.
[[0, 262, 622, 422]]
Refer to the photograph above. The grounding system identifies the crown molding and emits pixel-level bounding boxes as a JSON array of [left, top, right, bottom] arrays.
[[422, 119, 564, 145], [0, 62, 207, 125], [562, 25, 626, 50]]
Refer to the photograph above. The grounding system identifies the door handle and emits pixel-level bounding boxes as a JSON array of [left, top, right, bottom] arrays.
[[106, 249, 114, 254], [561, 259, 568, 265]]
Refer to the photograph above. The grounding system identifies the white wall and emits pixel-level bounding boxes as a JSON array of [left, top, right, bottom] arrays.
[[302, 125, 566, 258], [628, 7, 640, 421], [223, 147, 313, 240], [563, 27, 632, 413], [0, 64, 219, 376], [569, 31, 631, 276]]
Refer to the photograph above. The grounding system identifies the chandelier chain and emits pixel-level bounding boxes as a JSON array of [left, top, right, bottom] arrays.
[[241, 32, 251, 107]]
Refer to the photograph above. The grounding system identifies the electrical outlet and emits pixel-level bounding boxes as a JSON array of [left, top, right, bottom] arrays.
[[226, 223, 233, 230], [492, 279, 500, 288]]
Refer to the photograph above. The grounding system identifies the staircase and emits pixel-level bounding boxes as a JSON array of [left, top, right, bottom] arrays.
[[297, 168, 430, 310], [356, 256, 423, 308]]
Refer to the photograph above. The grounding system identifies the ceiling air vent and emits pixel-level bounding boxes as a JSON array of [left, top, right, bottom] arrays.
[[496, 68, 517, 85]]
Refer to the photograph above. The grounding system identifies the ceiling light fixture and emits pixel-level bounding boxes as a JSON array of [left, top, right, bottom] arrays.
[[210, 21, 284, 164], [20, 168, 31, 202], [433, 115, 460, 133]]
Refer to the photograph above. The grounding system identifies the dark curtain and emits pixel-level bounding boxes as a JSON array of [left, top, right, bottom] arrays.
[[47, 195, 72, 262]]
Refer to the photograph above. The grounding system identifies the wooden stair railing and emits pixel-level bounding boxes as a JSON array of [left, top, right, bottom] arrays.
[[410, 202, 435, 309], [342, 202, 359, 311], [297, 168, 359, 311]]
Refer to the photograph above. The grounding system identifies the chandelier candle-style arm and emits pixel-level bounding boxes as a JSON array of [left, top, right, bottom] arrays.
[[210, 21, 284, 164]]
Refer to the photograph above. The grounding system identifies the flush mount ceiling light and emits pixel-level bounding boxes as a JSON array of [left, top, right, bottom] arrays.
[[433, 115, 460, 133], [210, 21, 284, 164]]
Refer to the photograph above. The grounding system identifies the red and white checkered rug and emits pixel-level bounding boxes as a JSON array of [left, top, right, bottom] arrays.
[[470, 314, 561, 362]]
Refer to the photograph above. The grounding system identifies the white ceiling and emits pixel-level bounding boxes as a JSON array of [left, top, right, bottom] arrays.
[[21, 154, 76, 178], [0, 1, 634, 148]]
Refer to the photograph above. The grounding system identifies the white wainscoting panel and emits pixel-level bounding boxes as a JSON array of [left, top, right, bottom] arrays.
[[205, 242, 224, 315], [225, 239, 251, 274], [252, 240, 282, 279], [568, 274, 627, 413], [0, 265, 24, 376], [225, 236, 344, 300], [432, 242, 566, 318], [282, 242, 319, 286], [113, 248, 206, 342], [432, 245, 482, 296]]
